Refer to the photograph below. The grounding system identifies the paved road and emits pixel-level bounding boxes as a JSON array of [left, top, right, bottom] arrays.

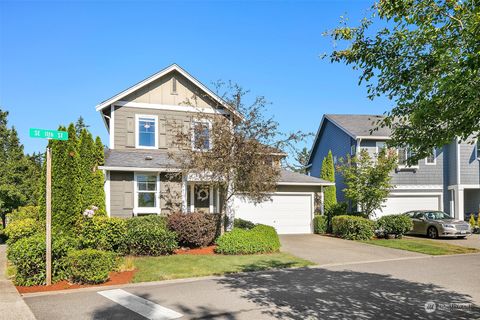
[[23, 253, 480, 320]]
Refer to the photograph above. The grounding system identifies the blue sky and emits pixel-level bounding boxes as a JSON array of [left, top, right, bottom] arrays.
[[0, 0, 391, 155]]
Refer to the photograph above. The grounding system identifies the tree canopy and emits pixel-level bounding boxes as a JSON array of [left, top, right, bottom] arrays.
[[324, 0, 480, 162]]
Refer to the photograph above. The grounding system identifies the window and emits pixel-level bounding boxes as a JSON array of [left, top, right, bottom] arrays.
[[425, 148, 436, 165], [136, 115, 158, 149], [477, 141, 480, 159], [397, 147, 418, 168], [350, 144, 356, 155], [172, 77, 177, 94], [192, 121, 211, 151], [134, 173, 159, 214]]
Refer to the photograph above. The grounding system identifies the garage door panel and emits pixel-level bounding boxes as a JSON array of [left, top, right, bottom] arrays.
[[375, 195, 440, 218], [233, 194, 313, 234]]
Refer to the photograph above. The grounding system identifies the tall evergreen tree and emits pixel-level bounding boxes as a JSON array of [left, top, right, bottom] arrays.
[[92, 136, 106, 213], [75, 116, 89, 136], [0, 110, 41, 227], [320, 150, 337, 213]]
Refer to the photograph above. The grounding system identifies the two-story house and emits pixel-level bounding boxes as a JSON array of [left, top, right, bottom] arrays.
[[96, 64, 333, 234], [307, 114, 480, 220]]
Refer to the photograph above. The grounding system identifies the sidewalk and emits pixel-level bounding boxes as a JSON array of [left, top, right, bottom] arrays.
[[0, 244, 36, 320]]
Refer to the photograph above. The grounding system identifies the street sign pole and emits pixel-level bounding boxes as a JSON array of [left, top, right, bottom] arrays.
[[45, 147, 52, 286], [29, 128, 67, 286]]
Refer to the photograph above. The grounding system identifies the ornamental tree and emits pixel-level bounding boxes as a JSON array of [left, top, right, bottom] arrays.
[[337, 148, 398, 218], [324, 0, 480, 163], [170, 81, 307, 232], [320, 150, 337, 213]]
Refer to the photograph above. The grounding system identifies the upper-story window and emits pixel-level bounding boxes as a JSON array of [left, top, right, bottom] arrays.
[[398, 146, 418, 168], [425, 148, 436, 165], [192, 121, 211, 151], [477, 141, 480, 159], [136, 115, 158, 149]]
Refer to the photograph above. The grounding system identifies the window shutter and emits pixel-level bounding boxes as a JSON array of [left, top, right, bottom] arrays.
[[126, 116, 135, 148], [159, 118, 167, 148]]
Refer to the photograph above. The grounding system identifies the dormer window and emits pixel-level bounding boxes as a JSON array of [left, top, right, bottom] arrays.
[[192, 121, 211, 151], [136, 115, 158, 149]]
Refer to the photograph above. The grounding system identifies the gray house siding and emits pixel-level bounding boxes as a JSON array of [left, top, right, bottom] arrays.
[[113, 106, 193, 151], [447, 142, 458, 185], [309, 119, 354, 202], [391, 147, 445, 185], [459, 142, 480, 185], [110, 171, 134, 218]]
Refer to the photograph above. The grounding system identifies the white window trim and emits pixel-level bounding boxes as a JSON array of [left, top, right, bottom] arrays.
[[397, 147, 419, 169], [135, 114, 158, 149], [375, 141, 386, 154], [191, 119, 212, 152], [425, 148, 436, 165], [133, 172, 160, 215]]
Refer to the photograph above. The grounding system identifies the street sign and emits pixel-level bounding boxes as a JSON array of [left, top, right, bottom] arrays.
[[29, 128, 68, 140]]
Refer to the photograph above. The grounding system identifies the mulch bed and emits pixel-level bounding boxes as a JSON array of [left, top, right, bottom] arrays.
[[174, 245, 216, 255], [16, 270, 136, 294]]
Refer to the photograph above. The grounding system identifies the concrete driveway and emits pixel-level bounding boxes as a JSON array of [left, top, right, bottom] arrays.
[[280, 234, 425, 266]]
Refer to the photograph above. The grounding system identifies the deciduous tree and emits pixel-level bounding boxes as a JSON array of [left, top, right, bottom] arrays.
[[324, 0, 480, 162]]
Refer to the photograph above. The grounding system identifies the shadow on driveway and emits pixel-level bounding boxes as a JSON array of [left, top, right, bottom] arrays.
[[217, 267, 480, 319]]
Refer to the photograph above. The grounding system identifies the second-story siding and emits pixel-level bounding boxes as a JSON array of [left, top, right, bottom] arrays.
[[309, 119, 354, 202], [459, 140, 480, 185]]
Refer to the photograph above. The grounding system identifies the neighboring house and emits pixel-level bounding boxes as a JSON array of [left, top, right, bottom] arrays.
[[307, 114, 480, 220], [96, 64, 333, 234]]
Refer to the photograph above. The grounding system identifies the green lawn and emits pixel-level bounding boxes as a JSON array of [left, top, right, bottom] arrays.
[[360, 238, 479, 255], [131, 253, 313, 283]]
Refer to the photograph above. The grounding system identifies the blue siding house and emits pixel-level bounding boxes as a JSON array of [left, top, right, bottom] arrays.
[[307, 114, 480, 220]]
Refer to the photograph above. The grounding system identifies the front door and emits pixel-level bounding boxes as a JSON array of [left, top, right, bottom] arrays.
[[194, 184, 210, 213]]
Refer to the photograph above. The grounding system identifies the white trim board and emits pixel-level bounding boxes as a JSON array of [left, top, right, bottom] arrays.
[[115, 100, 230, 116], [99, 166, 180, 172], [393, 185, 443, 190]]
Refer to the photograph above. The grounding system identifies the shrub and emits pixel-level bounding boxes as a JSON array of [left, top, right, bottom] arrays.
[[127, 215, 167, 229], [233, 218, 256, 230], [7, 233, 78, 286], [376, 214, 413, 238], [125, 217, 177, 255], [313, 215, 328, 234], [469, 214, 476, 228], [326, 202, 348, 232], [167, 212, 220, 248], [79, 216, 127, 252], [4, 218, 40, 244], [215, 224, 280, 255], [67, 249, 117, 284], [7, 206, 40, 222], [332, 215, 375, 240]]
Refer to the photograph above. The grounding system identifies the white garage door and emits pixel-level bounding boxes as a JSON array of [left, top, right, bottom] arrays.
[[375, 195, 441, 218], [233, 193, 313, 234]]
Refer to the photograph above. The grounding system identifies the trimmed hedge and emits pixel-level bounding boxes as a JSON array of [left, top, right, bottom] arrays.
[[167, 212, 220, 248], [4, 218, 40, 245], [79, 216, 127, 252], [376, 214, 413, 238], [313, 215, 328, 234], [215, 224, 280, 255], [326, 202, 348, 232], [233, 218, 256, 230], [332, 215, 375, 240], [125, 217, 177, 255], [67, 249, 117, 284], [7, 233, 78, 286]]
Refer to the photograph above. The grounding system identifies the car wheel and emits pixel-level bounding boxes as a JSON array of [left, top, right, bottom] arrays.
[[427, 227, 438, 239]]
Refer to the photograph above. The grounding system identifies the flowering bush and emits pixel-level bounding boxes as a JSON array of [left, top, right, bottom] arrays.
[[83, 205, 99, 218]]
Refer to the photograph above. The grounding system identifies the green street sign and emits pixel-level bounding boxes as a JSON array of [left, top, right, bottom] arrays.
[[29, 128, 68, 140]]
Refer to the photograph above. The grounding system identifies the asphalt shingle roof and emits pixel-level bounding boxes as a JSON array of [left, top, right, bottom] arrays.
[[326, 114, 392, 138], [103, 150, 332, 185]]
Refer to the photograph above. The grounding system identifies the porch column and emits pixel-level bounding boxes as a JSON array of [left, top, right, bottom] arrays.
[[454, 186, 465, 220], [209, 185, 214, 213], [181, 174, 187, 213], [190, 182, 195, 213], [319, 186, 325, 216]]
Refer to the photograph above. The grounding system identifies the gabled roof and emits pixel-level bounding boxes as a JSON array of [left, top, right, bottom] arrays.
[[308, 114, 392, 165], [95, 64, 242, 119], [325, 114, 392, 139]]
